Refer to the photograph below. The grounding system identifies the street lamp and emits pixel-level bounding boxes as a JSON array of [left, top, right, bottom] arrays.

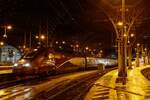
[[40, 35, 45, 40], [62, 41, 66, 44], [3, 25, 12, 38], [130, 33, 134, 37], [0, 41, 4, 47], [55, 41, 59, 44], [7, 26, 12, 30], [117, 21, 123, 26], [85, 46, 89, 51], [36, 34, 47, 47], [35, 35, 39, 39]]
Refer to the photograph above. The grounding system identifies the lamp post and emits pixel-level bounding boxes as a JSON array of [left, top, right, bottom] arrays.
[[127, 33, 135, 69], [117, 0, 127, 78], [84, 46, 89, 70], [0, 41, 4, 63], [136, 43, 140, 67], [3, 25, 12, 38], [144, 48, 148, 65]]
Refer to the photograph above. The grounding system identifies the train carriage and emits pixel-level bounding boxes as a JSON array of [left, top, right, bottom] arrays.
[[13, 47, 70, 75]]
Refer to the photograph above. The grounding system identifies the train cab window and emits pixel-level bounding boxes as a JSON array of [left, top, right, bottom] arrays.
[[24, 50, 38, 59], [43, 53, 55, 65]]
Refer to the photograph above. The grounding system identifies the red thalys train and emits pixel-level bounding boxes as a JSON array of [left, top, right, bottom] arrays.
[[13, 47, 81, 75]]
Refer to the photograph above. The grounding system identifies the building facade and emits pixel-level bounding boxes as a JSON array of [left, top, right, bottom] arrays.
[[0, 45, 21, 65]]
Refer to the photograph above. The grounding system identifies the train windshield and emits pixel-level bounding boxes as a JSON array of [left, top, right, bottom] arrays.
[[23, 49, 39, 59]]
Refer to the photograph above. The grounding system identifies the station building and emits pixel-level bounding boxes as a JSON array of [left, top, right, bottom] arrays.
[[0, 45, 21, 65]]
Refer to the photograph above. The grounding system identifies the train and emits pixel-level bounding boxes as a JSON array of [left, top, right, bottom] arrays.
[[13, 47, 117, 76], [13, 47, 87, 76]]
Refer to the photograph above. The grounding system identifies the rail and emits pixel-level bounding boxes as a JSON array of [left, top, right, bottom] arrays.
[[34, 67, 117, 100]]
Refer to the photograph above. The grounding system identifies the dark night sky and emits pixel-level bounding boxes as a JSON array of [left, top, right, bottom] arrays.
[[0, 0, 150, 49]]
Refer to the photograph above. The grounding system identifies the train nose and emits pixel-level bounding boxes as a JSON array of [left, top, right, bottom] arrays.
[[13, 59, 31, 67]]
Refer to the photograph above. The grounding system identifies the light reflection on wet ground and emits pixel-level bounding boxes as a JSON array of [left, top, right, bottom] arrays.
[[0, 70, 98, 100], [85, 65, 150, 100], [0, 86, 33, 100]]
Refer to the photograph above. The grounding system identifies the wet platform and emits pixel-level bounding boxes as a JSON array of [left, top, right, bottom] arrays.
[[84, 65, 150, 100]]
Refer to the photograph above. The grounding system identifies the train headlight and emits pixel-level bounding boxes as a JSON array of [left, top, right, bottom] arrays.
[[13, 63, 18, 67], [23, 63, 31, 67]]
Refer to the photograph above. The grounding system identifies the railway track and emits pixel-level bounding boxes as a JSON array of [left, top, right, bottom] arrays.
[[33, 68, 116, 100], [0, 70, 97, 89], [0, 74, 38, 89], [0, 70, 101, 100]]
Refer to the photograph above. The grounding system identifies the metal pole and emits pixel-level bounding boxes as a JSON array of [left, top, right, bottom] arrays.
[[128, 44, 132, 69], [24, 32, 26, 48], [124, 26, 128, 67], [142, 46, 146, 65], [145, 49, 148, 65], [84, 49, 87, 70], [118, 0, 127, 78], [148, 51, 150, 64], [0, 48, 1, 63], [3, 26, 7, 38], [136, 44, 140, 67], [29, 32, 32, 48], [46, 18, 49, 47], [39, 24, 41, 46], [118, 39, 122, 71]]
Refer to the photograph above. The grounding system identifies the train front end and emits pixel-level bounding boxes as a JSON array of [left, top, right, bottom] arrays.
[[13, 48, 41, 75], [13, 58, 35, 75]]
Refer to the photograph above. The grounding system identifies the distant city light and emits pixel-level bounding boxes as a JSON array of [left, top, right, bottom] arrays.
[[117, 21, 123, 26], [23, 45, 26, 49], [35, 36, 39, 39], [0, 41, 4, 46], [85, 47, 89, 50], [130, 33, 134, 37], [56, 41, 58, 44], [75, 44, 79, 48], [128, 40, 130, 43], [100, 50, 103, 53], [34, 49, 38, 51], [137, 43, 140, 46], [62, 41, 66, 44], [59, 46, 62, 49], [123, 34, 127, 37], [7, 25, 12, 29], [40, 35, 45, 40]]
